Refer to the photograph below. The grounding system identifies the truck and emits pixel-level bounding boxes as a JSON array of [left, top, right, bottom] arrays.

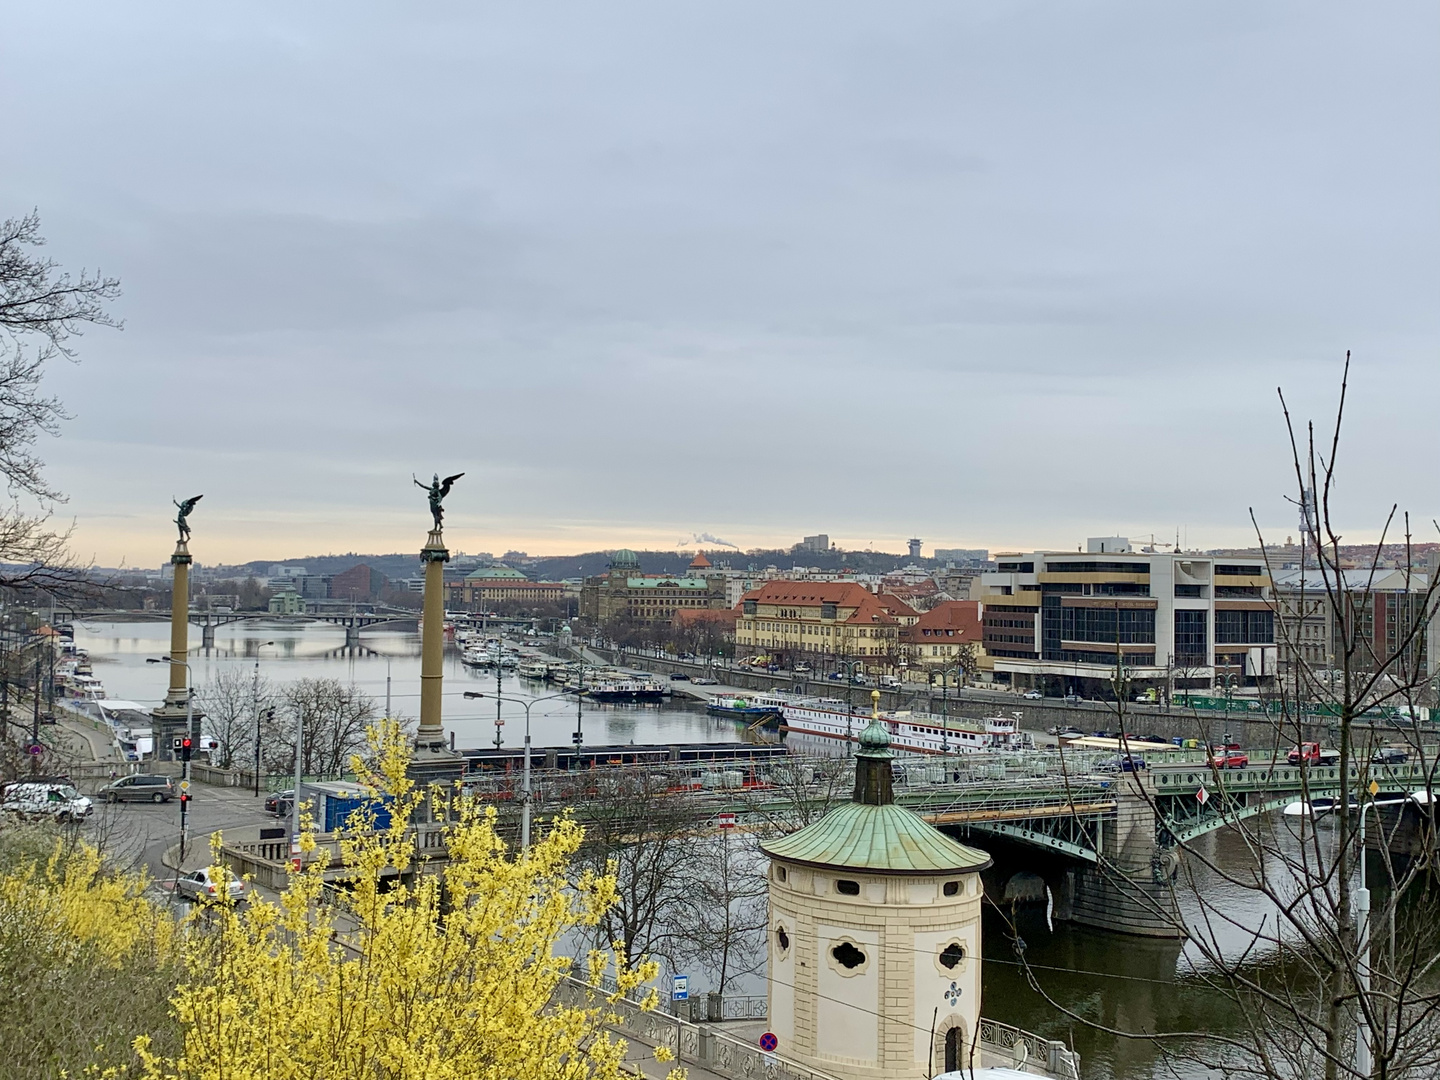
[[1287, 742, 1341, 766]]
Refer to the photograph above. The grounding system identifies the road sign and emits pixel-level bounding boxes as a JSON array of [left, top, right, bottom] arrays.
[[1196, 786, 1210, 805], [1369, 780, 1380, 796], [25, 743, 42, 756], [290, 834, 302, 856], [671, 974, 689, 1001], [179, 780, 191, 793], [759, 1032, 778, 1052], [717, 812, 736, 830]]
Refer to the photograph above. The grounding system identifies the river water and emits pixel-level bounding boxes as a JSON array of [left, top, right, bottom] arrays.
[[74, 618, 1335, 1080], [72, 618, 742, 752]]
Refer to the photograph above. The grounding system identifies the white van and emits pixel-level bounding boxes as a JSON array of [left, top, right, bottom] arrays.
[[1, 781, 93, 822], [878, 674, 903, 689]]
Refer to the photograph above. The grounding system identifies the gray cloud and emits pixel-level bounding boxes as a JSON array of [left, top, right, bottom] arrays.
[[3, 1, 1436, 563]]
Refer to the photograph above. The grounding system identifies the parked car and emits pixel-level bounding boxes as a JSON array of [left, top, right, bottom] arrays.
[[1099, 755, 1147, 773], [1372, 747, 1409, 765], [1, 781, 93, 821], [98, 774, 176, 804], [1207, 745, 1250, 769], [793, 663, 812, 674], [174, 866, 246, 905], [691, 677, 718, 686], [1022, 690, 1043, 700], [1059, 725, 1084, 736], [1064, 694, 1083, 705], [669, 672, 690, 681], [265, 789, 295, 816], [1288, 742, 1341, 766]]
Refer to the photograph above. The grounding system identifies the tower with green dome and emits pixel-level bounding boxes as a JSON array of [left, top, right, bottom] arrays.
[[761, 690, 991, 1078]]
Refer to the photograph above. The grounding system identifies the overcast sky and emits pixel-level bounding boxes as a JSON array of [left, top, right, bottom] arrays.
[[4, 2, 1436, 567]]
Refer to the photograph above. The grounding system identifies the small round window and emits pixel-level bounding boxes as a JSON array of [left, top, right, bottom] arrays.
[[836, 879, 860, 895], [939, 942, 965, 970], [776, 926, 790, 953], [943, 880, 960, 897], [831, 941, 866, 969]]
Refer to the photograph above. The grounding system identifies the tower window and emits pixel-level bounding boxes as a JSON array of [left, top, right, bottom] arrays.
[[939, 942, 965, 970], [776, 865, 787, 883], [835, 879, 860, 895], [776, 926, 790, 953], [943, 880, 960, 896], [831, 941, 866, 969]]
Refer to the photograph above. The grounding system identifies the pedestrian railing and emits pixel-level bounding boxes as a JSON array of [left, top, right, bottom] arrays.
[[978, 1017, 1081, 1080]]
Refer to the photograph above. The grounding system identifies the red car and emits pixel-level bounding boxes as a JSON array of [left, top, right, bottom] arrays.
[[1207, 745, 1249, 769]]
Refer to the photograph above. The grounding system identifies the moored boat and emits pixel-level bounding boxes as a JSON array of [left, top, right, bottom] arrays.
[[779, 698, 1027, 755]]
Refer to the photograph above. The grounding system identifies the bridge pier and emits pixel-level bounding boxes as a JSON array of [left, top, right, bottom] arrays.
[[1065, 785, 1184, 938], [345, 619, 360, 648], [201, 619, 215, 649]]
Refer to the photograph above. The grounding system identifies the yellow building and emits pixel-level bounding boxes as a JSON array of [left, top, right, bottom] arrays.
[[734, 581, 918, 674]]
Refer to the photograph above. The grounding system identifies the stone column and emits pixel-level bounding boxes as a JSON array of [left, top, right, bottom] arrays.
[[1065, 780, 1184, 938], [410, 527, 464, 782], [150, 538, 203, 760]]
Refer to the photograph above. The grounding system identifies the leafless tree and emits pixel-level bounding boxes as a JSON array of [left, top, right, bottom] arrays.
[[671, 830, 770, 996], [260, 678, 379, 778], [0, 210, 120, 595], [570, 767, 710, 974], [1023, 356, 1440, 1080], [196, 665, 277, 770]]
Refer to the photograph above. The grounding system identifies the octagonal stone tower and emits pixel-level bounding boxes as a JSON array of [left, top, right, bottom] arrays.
[[760, 692, 991, 1079]]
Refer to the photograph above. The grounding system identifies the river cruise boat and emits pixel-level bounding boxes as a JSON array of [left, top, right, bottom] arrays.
[[517, 660, 550, 680], [706, 693, 789, 721], [779, 698, 1025, 755], [586, 678, 667, 704]]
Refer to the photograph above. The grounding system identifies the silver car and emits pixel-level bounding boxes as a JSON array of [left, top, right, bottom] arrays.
[[174, 866, 246, 904]]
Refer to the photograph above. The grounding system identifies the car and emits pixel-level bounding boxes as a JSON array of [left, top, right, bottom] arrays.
[[669, 672, 690, 681], [1059, 725, 1084, 736], [1207, 746, 1250, 769], [1372, 747, 1409, 765], [1022, 690, 1043, 700], [1137, 734, 1172, 745], [691, 677, 718, 686], [1, 781, 93, 821], [1064, 694, 1083, 705], [793, 663, 812, 674], [1098, 755, 1147, 773], [174, 866, 246, 905], [97, 774, 176, 804], [265, 789, 295, 815]]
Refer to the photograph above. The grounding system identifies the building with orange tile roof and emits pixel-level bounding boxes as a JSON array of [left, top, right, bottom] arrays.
[[734, 580, 918, 673]]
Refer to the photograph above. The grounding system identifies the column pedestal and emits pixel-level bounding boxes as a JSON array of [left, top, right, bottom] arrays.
[[410, 528, 464, 784]]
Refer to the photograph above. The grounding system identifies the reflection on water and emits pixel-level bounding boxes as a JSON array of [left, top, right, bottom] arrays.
[[72, 619, 747, 752]]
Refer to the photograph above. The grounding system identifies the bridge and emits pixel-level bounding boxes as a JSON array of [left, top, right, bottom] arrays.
[[60, 607, 419, 647], [455, 745, 1439, 938]]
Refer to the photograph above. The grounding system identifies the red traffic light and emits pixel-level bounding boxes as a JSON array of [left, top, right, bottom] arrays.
[[181, 737, 192, 748]]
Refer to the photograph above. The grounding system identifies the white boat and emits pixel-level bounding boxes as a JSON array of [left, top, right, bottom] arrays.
[[517, 660, 549, 680], [779, 699, 1025, 755]]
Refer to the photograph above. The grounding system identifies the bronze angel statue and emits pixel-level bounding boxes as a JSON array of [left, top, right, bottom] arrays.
[[173, 495, 203, 542], [415, 473, 464, 530]]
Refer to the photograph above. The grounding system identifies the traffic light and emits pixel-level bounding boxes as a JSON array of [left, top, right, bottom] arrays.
[[181, 736, 192, 762], [172, 736, 184, 752], [179, 792, 190, 806]]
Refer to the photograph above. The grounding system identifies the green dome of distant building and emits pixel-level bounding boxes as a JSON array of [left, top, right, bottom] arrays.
[[465, 566, 528, 581], [610, 548, 641, 571]]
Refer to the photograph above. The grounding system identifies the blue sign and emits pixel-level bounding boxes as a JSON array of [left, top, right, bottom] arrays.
[[671, 974, 689, 1001]]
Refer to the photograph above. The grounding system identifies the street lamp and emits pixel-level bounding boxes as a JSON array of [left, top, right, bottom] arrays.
[[463, 689, 570, 850], [252, 641, 275, 797], [929, 663, 966, 755], [146, 655, 195, 862], [835, 660, 865, 752]]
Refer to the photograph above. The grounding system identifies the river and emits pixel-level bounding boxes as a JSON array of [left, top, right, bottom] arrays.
[[71, 617, 744, 752]]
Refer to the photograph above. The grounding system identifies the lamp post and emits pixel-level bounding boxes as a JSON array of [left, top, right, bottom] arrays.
[[252, 641, 275, 797], [463, 689, 570, 850], [835, 659, 865, 752], [929, 663, 965, 755], [147, 656, 194, 863]]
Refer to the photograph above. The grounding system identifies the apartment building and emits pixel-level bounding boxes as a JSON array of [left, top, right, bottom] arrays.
[[1272, 565, 1434, 680], [733, 581, 918, 673], [974, 539, 1277, 695]]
